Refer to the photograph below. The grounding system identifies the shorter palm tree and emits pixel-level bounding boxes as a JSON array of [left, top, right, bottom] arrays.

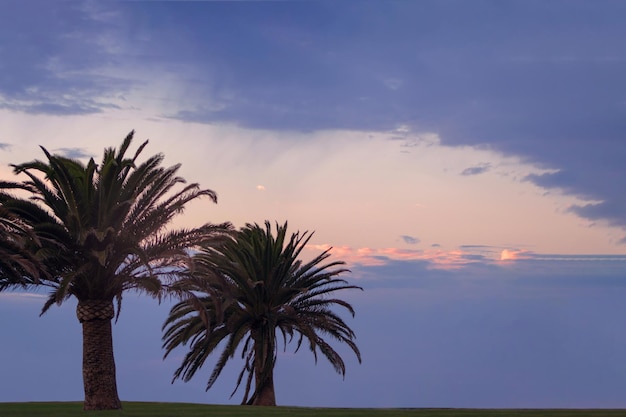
[[162, 221, 362, 406]]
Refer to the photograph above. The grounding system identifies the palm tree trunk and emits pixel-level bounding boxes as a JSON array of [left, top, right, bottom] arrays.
[[77, 300, 122, 410], [251, 372, 276, 406], [250, 327, 276, 406]]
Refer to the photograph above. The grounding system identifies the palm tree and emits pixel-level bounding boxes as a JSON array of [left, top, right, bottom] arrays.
[[0, 131, 230, 410], [162, 221, 362, 406]]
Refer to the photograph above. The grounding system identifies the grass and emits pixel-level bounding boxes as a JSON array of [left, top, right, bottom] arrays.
[[0, 402, 625, 417]]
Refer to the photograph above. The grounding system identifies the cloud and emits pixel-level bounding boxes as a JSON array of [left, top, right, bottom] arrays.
[[256, 184, 266, 191], [400, 235, 419, 245], [0, 292, 46, 299], [0, 2, 132, 116], [53, 148, 92, 159], [461, 163, 491, 176], [309, 241, 626, 281], [500, 249, 531, 261], [0, 91, 123, 116], [142, 2, 626, 233], [517, 253, 626, 262], [309, 244, 482, 270], [0, 292, 47, 304], [498, 249, 626, 263], [352, 250, 626, 292], [569, 199, 626, 228], [383, 78, 403, 91], [0, 143, 11, 151], [2, 1, 626, 234]]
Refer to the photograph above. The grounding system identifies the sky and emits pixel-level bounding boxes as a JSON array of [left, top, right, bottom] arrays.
[[1, 0, 626, 409]]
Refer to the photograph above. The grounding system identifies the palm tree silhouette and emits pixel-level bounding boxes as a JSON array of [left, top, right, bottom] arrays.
[[163, 221, 361, 406], [0, 131, 230, 410]]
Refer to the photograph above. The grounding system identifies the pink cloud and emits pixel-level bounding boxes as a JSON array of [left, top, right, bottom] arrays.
[[308, 245, 478, 269]]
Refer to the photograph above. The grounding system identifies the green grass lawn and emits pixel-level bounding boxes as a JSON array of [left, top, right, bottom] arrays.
[[0, 402, 625, 417]]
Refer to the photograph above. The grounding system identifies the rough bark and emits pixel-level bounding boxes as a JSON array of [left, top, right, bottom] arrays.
[[250, 327, 276, 406], [77, 300, 122, 411], [251, 372, 276, 406]]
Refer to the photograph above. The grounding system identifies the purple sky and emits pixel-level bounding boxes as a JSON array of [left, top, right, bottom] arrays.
[[1, 0, 626, 408]]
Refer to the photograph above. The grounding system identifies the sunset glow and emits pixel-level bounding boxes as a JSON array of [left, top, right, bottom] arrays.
[[500, 249, 517, 261], [2, 0, 626, 409]]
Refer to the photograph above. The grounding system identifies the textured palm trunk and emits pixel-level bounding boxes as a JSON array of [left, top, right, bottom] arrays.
[[251, 371, 276, 406], [77, 300, 122, 411], [250, 327, 276, 406]]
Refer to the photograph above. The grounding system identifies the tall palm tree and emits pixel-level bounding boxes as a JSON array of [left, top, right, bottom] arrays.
[[162, 221, 362, 406], [0, 131, 230, 410]]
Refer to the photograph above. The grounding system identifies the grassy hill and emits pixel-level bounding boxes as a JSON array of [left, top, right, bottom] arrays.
[[0, 402, 625, 417]]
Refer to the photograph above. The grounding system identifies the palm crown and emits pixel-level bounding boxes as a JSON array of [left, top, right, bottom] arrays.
[[1, 131, 227, 311], [162, 221, 362, 406]]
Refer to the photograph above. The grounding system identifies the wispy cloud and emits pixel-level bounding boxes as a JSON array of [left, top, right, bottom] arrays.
[[0, 292, 46, 302], [498, 249, 626, 265], [383, 78, 403, 91], [520, 253, 626, 262], [0, 2, 132, 116], [310, 242, 626, 275], [0, 94, 121, 116], [53, 148, 92, 159], [400, 235, 419, 245], [461, 163, 491, 176]]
